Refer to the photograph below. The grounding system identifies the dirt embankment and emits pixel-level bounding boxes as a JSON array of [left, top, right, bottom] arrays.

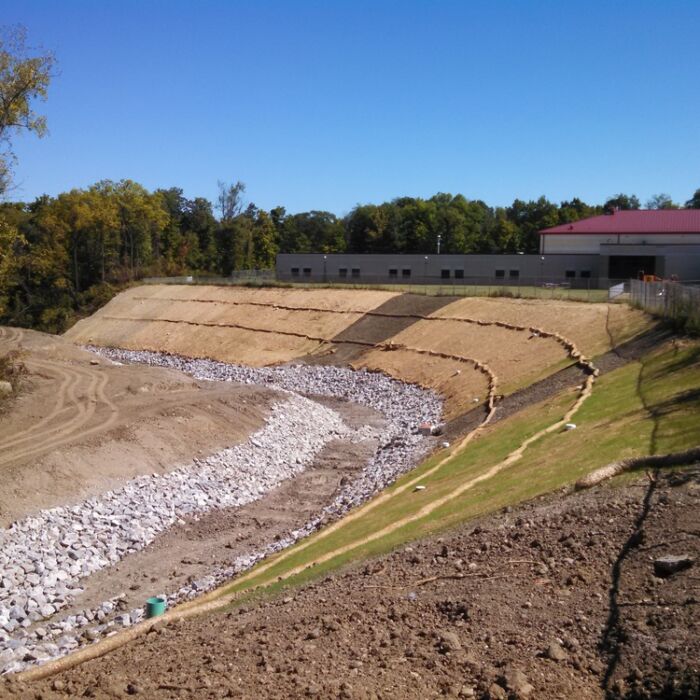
[[9, 469, 698, 700], [0, 326, 277, 525], [62, 285, 653, 418]]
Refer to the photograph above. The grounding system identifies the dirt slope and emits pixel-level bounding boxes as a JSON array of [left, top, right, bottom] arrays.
[[10, 469, 697, 700], [0, 326, 276, 525], [64, 286, 399, 365], [62, 284, 652, 418]]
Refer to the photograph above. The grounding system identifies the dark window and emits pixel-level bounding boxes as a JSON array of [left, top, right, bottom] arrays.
[[291, 267, 300, 277], [495, 269, 505, 279], [351, 268, 360, 278], [389, 268, 398, 278], [338, 268, 348, 278], [509, 269, 520, 279], [565, 270, 576, 278], [303, 267, 312, 277], [402, 269, 411, 278], [580, 270, 591, 279], [454, 269, 464, 279], [441, 269, 450, 279]]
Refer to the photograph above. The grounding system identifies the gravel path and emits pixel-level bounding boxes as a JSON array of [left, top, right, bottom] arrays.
[[0, 350, 442, 674]]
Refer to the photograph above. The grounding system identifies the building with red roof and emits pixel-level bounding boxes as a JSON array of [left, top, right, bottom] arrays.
[[539, 209, 700, 280]]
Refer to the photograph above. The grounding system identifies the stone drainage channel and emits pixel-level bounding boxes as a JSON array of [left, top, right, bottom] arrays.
[[0, 349, 442, 674]]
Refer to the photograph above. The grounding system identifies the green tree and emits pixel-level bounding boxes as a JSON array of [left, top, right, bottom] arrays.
[[182, 197, 217, 271], [506, 197, 559, 253], [0, 27, 55, 195], [604, 194, 640, 212], [685, 189, 700, 209], [646, 193, 679, 210], [217, 180, 246, 221], [252, 209, 278, 268]]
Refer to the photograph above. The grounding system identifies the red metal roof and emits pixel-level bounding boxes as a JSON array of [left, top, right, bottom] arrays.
[[540, 209, 700, 235]]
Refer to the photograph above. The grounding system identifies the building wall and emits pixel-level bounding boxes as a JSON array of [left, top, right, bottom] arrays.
[[542, 233, 700, 254], [598, 244, 700, 281], [276, 253, 601, 286]]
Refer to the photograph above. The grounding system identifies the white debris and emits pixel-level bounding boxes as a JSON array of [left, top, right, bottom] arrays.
[[0, 347, 443, 674]]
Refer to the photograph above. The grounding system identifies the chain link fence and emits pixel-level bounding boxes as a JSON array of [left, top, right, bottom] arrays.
[[144, 272, 632, 302], [630, 279, 700, 333]]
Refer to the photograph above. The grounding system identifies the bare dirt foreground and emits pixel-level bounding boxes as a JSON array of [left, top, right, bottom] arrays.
[[0, 326, 277, 526], [6, 469, 698, 700]]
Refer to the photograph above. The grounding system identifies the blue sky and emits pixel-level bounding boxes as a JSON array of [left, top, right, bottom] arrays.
[[4, 0, 700, 214]]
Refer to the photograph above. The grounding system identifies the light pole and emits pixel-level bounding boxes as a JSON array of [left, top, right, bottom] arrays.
[[437, 234, 442, 255], [424, 256, 429, 284], [323, 255, 327, 283], [540, 256, 545, 288]]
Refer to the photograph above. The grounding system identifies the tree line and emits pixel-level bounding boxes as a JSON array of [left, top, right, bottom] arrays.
[[2, 182, 699, 333]]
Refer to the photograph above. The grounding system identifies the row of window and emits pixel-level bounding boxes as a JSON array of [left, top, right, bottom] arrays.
[[291, 267, 592, 280], [290, 267, 361, 278]]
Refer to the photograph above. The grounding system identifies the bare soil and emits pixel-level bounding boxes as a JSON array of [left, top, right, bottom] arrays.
[[63, 286, 398, 366], [431, 297, 651, 359], [9, 469, 698, 700], [64, 285, 652, 418], [0, 326, 276, 525]]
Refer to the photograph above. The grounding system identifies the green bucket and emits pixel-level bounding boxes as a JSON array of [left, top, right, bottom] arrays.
[[145, 596, 167, 618]]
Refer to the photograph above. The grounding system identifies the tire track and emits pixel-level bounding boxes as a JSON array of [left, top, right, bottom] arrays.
[[0, 331, 119, 466], [0, 366, 95, 466], [0, 360, 78, 451]]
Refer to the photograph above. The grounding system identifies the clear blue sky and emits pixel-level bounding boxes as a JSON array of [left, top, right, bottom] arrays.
[[4, 0, 700, 215]]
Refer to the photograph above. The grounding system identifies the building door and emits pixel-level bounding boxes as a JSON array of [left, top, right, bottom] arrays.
[[608, 255, 656, 280]]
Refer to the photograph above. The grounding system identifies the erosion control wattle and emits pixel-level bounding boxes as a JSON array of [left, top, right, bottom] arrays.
[[146, 596, 166, 618]]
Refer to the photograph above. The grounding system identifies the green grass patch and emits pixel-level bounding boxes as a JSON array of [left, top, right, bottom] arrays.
[[217, 339, 700, 604]]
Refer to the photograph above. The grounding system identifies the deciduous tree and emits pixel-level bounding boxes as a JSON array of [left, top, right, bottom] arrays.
[[0, 26, 55, 195]]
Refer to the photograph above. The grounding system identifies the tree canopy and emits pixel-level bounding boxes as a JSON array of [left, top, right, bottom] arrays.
[[0, 26, 55, 195]]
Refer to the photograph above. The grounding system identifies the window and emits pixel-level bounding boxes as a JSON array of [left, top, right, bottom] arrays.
[[389, 268, 398, 278], [351, 268, 360, 278], [509, 270, 520, 279], [338, 268, 348, 278], [580, 270, 591, 279], [291, 267, 300, 277], [303, 267, 312, 277], [565, 270, 576, 279], [441, 269, 450, 279], [495, 269, 505, 279], [402, 268, 412, 278], [454, 269, 464, 279]]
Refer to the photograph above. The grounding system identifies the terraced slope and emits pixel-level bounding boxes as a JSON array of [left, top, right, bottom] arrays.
[[64, 284, 651, 417]]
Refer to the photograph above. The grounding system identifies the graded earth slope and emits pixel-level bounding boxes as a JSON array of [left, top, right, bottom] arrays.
[[0, 326, 276, 525], [63, 284, 652, 417]]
